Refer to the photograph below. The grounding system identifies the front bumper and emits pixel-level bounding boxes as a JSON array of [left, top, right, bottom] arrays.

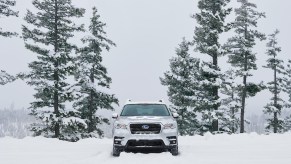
[[114, 139, 177, 151], [113, 128, 178, 150]]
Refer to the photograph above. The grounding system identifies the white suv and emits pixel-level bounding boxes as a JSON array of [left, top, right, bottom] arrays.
[[112, 100, 179, 156]]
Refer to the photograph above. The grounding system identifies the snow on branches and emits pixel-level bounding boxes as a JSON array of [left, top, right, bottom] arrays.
[[0, 70, 15, 85]]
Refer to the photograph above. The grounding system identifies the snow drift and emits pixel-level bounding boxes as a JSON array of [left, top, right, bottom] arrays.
[[1, 133, 291, 164]]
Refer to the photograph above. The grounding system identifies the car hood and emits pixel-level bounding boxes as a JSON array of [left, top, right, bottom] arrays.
[[117, 116, 175, 125]]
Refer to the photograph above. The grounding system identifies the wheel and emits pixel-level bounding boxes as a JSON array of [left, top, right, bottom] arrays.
[[170, 145, 178, 156], [112, 146, 120, 157]]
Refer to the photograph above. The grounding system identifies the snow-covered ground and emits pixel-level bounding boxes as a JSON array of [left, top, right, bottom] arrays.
[[1, 133, 291, 164]]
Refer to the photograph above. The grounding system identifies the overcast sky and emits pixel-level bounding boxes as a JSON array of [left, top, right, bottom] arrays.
[[0, 0, 291, 115]]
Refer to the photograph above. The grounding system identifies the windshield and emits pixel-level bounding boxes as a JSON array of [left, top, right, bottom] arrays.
[[120, 104, 170, 116]]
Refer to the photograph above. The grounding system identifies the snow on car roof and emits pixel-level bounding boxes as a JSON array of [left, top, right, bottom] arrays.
[[124, 99, 166, 105]]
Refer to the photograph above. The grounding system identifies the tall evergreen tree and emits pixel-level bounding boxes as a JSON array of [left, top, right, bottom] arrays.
[[161, 38, 200, 135], [0, 0, 18, 84], [73, 7, 118, 138], [223, 0, 266, 133], [193, 0, 231, 132], [263, 29, 285, 133], [22, 0, 85, 140]]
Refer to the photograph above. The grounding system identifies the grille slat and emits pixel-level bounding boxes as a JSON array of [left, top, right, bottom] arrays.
[[130, 124, 161, 134]]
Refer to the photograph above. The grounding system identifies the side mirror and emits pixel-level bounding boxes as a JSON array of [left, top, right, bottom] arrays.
[[172, 113, 179, 119], [112, 113, 118, 119]]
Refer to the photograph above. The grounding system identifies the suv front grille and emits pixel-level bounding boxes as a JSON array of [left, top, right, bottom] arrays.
[[130, 123, 161, 134]]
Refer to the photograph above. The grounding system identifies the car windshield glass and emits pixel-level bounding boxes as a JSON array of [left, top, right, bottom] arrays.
[[120, 104, 170, 116]]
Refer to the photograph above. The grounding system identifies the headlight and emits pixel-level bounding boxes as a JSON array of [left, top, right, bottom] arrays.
[[163, 123, 176, 129], [115, 123, 127, 129]]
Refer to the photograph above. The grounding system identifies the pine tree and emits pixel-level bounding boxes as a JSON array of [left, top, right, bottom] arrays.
[[73, 7, 118, 138], [160, 38, 200, 135], [0, 0, 18, 37], [219, 69, 240, 133], [223, 0, 266, 133], [263, 29, 285, 133], [193, 0, 231, 132], [0, 0, 18, 85], [22, 0, 85, 140]]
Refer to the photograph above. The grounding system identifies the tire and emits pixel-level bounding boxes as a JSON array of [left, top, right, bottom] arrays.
[[112, 146, 120, 157], [170, 145, 178, 156]]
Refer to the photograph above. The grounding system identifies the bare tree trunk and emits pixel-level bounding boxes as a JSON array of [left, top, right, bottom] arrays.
[[231, 90, 235, 133], [274, 112, 278, 133], [240, 45, 248, 133], [88, 66, 95, 133], [274, 54, 278, 133], [88, 89, 94, 133], [53, 0, 60, 138], [212, 53, 219, 132], [240, 75, 247, 133], [240, 24, 248, 133]]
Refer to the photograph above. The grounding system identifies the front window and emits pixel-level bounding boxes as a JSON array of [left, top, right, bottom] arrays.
[[120, 104, 170, 116]]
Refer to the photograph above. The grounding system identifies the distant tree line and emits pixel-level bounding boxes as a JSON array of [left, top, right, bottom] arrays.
[[0, 108, 34, 138]]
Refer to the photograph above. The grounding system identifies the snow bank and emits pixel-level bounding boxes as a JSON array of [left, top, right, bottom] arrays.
[[1, 133, 291, 164]]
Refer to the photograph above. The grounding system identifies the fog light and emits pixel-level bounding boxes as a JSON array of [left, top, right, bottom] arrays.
[[114, 136, 124, 145], [114, 141, 121, 144], [167, 136, 177, 145], [170, 140, 176, 144]]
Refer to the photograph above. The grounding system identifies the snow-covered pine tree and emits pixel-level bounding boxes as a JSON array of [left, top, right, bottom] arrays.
[[22, 0, 85, 141], [73, 7, 118, 138], [263, 29, 285, 133], [223, 0, 266, 133], [160, 38, 200, 135], [219, 69, 240, 133], [0, 0, 18, 37], [0, 0, 18, 85], [192, 0, 231, 132]]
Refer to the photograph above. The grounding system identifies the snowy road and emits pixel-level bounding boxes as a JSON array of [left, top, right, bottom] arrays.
[[1, 133, 291, 164]]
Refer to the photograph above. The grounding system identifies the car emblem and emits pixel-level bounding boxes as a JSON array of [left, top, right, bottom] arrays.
[[142, 125, 150, 129]]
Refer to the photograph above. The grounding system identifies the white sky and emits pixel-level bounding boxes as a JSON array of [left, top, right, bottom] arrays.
[[0, 0, 291, 115]]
